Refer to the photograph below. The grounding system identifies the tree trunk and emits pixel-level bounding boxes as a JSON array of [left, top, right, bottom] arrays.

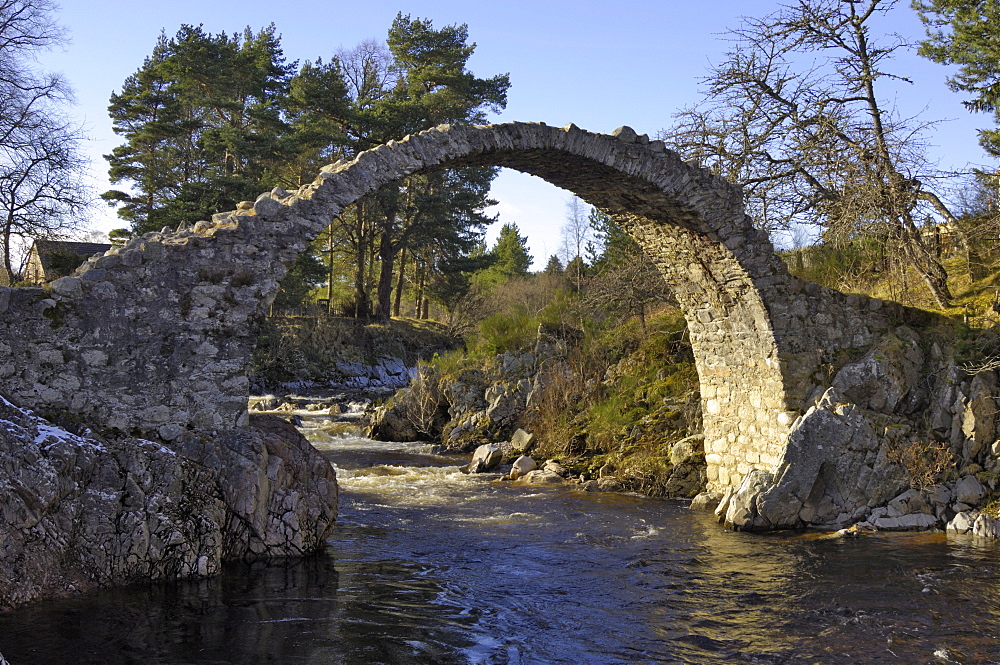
[[326, 225, 335, 315], [353, 208, 369, 318], [375, 230, 395, 322], [414, 263, 425, 318], [899, 222, 953, 309], [2, 213, 15, 286], [393, 246, 407, 317], [850, 8, 953, 310]]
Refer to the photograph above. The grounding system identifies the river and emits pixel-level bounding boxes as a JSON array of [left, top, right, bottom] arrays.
[[2, 414, 1000, 664]]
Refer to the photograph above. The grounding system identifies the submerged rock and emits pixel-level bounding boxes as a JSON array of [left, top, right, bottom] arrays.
[[0, 395, 337, 611], [689, 491, 722, 511]]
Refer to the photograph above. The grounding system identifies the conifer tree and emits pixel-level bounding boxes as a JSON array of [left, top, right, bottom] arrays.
[[104, 24, 295, 234], [365, 14, 510, 320], [914, 0, 1000, 157]]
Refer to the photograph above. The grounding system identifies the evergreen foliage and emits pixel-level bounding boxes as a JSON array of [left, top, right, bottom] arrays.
[[104, 15, 510, 316], [543, 254, 564, 276], [104, 25, 295, 233], [474, 222, 532, 287], [914, 0, 1000, 157]]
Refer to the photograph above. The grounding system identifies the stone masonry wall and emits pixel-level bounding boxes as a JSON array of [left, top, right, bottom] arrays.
[[0, 121, 896, 492]]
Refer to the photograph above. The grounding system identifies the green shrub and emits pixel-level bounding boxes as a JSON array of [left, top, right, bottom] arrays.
[[474, 306, 538, 356]]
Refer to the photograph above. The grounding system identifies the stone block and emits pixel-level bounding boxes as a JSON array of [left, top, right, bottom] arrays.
[[509, 456, 536, 481], [50, 277, 82, 299], [873, 513, 938, 531], [946, 510, 977, 534]]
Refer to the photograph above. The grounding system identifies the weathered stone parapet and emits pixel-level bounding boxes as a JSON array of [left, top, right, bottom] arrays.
[[0, 121, 917, 495]]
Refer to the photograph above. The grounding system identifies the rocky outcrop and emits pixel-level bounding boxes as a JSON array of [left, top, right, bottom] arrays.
[[0, 395, 337, 611], [249, 316, 461, 397], [709, 326, 1000, 534], [368, 348, 545, 448]]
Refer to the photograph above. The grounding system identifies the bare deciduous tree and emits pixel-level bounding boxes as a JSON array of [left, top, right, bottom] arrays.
[[662, 0, 958, 308], [561, 196, 592, 291], [0, 0, 90, 285]]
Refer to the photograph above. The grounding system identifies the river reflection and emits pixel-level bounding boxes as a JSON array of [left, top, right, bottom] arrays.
[[1, 433, 1000, 664]]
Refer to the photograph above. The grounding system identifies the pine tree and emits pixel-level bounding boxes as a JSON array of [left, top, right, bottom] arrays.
[[474, 222, 532, 288], [104, 24, 295, 234], [543, 255, 564, 276], [365, 14, 509, 321], [914, 0, 1000, 157], [103, 36, 189, 233]]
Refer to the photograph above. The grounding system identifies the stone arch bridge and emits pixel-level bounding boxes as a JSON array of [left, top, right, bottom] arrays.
[[0, 122, 905, 527]]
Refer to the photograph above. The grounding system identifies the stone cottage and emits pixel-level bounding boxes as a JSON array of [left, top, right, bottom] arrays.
[[22, 240, 112, 284]]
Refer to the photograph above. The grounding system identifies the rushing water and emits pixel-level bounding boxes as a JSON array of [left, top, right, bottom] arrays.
[[3, 419, 1000, 664]]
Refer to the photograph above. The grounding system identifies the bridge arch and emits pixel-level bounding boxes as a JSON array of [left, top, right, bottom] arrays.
[[0, 122, 892, 493]]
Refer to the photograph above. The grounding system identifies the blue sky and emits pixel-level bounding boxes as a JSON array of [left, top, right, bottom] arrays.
[[41, 0, 992, 266]]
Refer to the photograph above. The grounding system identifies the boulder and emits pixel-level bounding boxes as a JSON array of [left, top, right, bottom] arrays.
[[946, 510, 978, 534], [661, 461, 707, 498], [0, 396, 337, 611], [690, 491, 722, 511], [517, 470, 565, 484], [669, 434, 704, 466], [367, 405, 420, 442], [961, 371, 997, 462], [484, 379, 531, 427], [955, 475, 986, 505], [872, 513, 939, 531], [509, 455, 536, 481], [830, 329, 923, 415], [723, 469, 774, 529], [925, 485, 952, 509], [887, 489, 931, 516], [510, 428, 535, 455], [443, 368, 489, 416], [596, 477, 624, 492], [973, 513, 1000, 539], [738, 388, 908, 530], [468, 444, 503, 473], [249, 395, 281, 412], [542, 460, 569, 477]]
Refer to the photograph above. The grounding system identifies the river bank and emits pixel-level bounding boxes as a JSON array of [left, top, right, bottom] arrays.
[[363, 309, 1000, 537]]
